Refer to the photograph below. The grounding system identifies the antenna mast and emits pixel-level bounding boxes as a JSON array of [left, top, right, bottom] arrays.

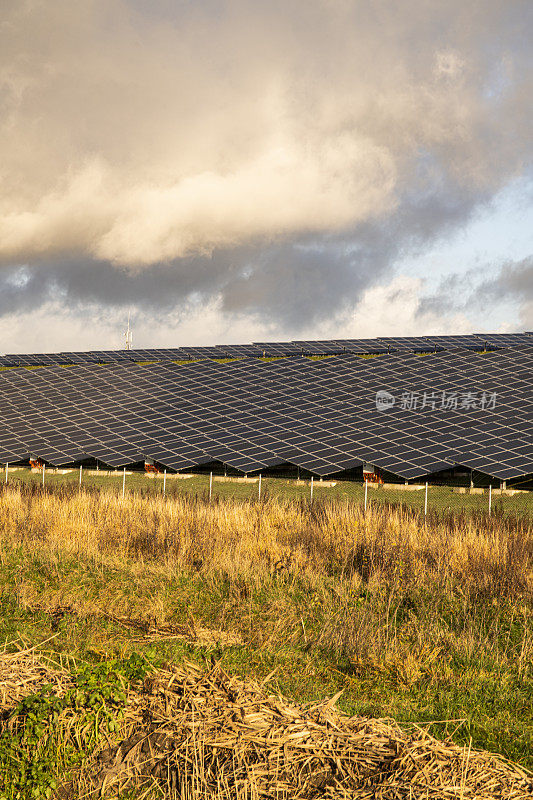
[[124, 311, 133, 350]]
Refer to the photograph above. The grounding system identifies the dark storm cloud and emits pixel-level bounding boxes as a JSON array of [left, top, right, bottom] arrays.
[[0, 243, 367, 325], [0, 171, 506, 328]]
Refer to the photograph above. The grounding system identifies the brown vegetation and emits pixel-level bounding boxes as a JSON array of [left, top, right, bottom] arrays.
[[1, 485, 532, 671], [1, 646, 532, 799], [0, 483, 531, 790]]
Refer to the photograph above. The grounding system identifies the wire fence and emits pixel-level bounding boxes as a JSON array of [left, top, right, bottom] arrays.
[[1, 465, 531, 521]]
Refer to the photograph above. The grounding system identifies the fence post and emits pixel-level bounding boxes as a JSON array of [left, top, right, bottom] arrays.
[[209, 471, 213, 501], [424, 481, 428, 517], [364, 479, 368, 512], [310, 476, 314, 502], [258, 473, 262, 501], [488, 484, 492, 515], [122, 467, 126, 498], [79, 465, 83, 488], [163, 469, 167, 496], [42, 463, 45, 487], [5, 463, 7, 484]]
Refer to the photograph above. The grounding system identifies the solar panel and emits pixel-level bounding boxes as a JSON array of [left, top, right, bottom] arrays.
[[4, 331, 533, 367], [377, 337, 437, 353], [292, 340, 346, 355], [252, 342, 306, 356], [473, 333, 533, 348], [0, 342, 531, 481], [330, 339, 389, 354], [423, 335, 485, 351]]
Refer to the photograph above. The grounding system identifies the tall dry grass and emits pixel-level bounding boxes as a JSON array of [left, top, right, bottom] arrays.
[[0, 483, 531, 684], [0, 483, 530, 592]]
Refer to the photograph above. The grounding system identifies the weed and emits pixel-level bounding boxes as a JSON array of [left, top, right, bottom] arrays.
[[0, 653, 151, 799]]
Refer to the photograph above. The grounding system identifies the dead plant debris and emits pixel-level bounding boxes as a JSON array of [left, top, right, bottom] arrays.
[[0, 642, 72, 714], [27, 603, 243, 647], [1, 647, 531, 799], [83, 661, 532, 799]]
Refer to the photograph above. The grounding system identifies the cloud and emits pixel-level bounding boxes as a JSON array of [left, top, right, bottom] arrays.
[[0, 273, 480, 354], [479, 256, 533, 327], [417, 255, 533, 329], [350, 275, 476, 337], [0, 0, 531, 337], [481, 256, 533, 299]]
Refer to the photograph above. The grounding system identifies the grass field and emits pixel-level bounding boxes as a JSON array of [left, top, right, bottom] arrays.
[[4, 466, 533, 518], [0, 482, 531, 797]]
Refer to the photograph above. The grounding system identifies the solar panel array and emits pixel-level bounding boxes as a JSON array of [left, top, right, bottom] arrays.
[[1, 332, 532, 366], [0, 346, 531, 481]]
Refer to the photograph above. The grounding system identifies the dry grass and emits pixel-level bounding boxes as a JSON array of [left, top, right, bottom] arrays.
[[1, 647, 531, 799], [1, 486, 532, 671], [0, 483, 531, 775], [0, 484, 530, 594], [0, 643, 72, 713], [80, 660, 533, 800]]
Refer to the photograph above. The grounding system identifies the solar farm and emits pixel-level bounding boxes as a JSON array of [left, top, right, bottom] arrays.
[[1, 333, 533, 796], [0, 332, 532, 490]]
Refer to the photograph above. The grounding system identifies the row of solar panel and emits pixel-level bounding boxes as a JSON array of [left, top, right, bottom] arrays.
[[0, 347, 531, 482], [1, 332, 533, 366]]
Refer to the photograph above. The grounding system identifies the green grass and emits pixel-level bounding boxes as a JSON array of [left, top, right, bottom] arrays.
[[5, 467, 532, 518], [0, 486, 531, 797], [1, 548, 531, 770]]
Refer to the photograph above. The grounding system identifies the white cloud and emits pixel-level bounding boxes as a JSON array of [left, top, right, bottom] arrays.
[[0, 0, 529, 268], [346, 276, 475, 338], [435, 51, 465, 80]]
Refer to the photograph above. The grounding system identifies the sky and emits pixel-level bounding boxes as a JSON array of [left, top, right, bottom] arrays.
[[0, 0, 532, 352]]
